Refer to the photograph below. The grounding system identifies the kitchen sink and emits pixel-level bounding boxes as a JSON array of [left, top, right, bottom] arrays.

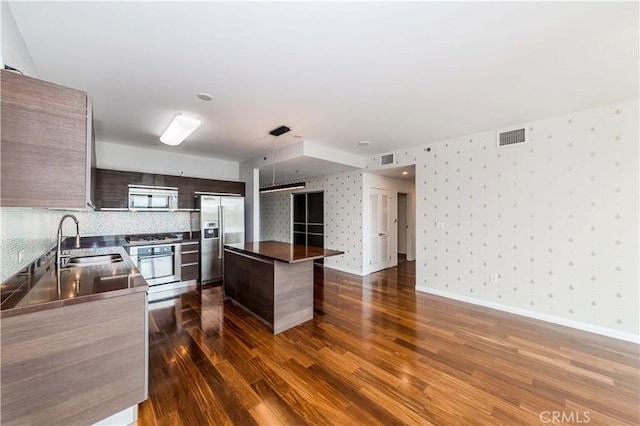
[[66, 253, 123, 267]]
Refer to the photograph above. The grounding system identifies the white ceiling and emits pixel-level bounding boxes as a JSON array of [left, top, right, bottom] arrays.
[[371, 165, 416, 183], [8, 1, 639, 164]]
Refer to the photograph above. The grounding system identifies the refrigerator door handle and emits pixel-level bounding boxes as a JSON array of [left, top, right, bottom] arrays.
[[218, 205, 224, 259]]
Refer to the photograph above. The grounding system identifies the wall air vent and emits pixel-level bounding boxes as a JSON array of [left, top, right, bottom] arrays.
[[380, 153, 395, 166], [497, 128, 526, 147]]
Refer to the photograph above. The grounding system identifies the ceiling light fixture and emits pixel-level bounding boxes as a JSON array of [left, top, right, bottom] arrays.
[[358, 140, 371, 146], [160, 114, 201, 146], [197, 92, 213, 101], [402, 171, 408, 175], [260, 182, 306, 194]]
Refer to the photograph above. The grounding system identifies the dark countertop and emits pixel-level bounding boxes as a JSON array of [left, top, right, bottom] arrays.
[[224, 241, 343, 263], [1, 246, 148, 318]]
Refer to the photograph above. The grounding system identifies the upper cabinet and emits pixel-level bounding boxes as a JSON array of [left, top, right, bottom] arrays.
[[194, 178, 245, 196], [177, 177, 195, 210], [1, 70, 94, 209], [94, 169, 139, 210], [94, 168, 245, 211]]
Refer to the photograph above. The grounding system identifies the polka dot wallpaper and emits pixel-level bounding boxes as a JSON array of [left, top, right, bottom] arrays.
[[364, 100, 639, 336], [260, 169, 364, 274]]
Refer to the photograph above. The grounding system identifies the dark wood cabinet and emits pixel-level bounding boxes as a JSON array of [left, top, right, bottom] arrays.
[[154, 174, 178, 188], [177, 177, 195, 210], [249, 260, 275, 322], [195, 178, 245, 196], [223, 251, 237, 300], [1, 70, 92, 208], [139, 173, 155, 186], [224, 250, 274, 324], [94, 168, 243, 210], [95, 169, 138, 209], [180, 241, 200, 282]]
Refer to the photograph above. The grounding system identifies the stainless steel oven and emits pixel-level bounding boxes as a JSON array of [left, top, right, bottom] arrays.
[[129, 243, 181, 286]]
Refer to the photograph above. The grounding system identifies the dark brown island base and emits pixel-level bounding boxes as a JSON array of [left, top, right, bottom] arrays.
[[223, 241, 343, 334]]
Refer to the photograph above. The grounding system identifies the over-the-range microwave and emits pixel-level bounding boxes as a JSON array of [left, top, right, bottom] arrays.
[[128, 185, 178, 211]]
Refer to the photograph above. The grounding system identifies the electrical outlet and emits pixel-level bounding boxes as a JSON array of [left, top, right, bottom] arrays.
[[18, 249, 24, 263], [490, 274, 498, 283]]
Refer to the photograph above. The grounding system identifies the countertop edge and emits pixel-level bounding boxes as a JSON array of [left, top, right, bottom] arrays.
[[0, 284, 147, 319], [224, 242, 344, 264]]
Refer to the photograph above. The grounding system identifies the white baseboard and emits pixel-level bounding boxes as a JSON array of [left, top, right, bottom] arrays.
[[416, 286, 639, 344], [323, 263, 365, 276]]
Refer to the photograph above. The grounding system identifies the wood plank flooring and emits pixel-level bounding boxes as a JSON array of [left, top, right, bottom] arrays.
[[139, 261, 639, 425]]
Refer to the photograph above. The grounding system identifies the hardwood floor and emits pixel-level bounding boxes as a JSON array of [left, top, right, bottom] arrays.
[[139, 261, 639, 425]]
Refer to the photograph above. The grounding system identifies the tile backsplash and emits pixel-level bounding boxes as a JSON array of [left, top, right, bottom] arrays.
[[0, 208, 191, 282]]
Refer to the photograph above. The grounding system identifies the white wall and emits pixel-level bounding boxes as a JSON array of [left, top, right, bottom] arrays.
[[239, 160, 259, 242], [0, 2, 38, 77], [364, 99, 639, 341], [97, 141, 239, 181]]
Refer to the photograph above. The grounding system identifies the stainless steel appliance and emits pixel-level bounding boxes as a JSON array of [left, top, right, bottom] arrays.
[[129, 243, 181, 287], [128, 185, 178, 212], [197, 195, 244, 283], [126, 234, 181, 244]]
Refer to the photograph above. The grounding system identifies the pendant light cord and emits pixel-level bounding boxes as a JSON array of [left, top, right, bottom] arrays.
[[271, 136, 276, 186]]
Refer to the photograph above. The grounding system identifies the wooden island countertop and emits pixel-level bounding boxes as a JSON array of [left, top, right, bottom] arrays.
[[224, 240, 343, 263]]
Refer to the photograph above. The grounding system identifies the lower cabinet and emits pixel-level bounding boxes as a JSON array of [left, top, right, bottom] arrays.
[[223, 250, 275, 327], [180, 241, 200, 282], [0, 292, 148, 425]]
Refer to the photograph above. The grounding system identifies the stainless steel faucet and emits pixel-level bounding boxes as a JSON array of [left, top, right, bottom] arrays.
[[56, 214, 81, 267]]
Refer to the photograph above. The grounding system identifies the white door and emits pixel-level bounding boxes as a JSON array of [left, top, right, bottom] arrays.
[[369, 188, 394, 272]]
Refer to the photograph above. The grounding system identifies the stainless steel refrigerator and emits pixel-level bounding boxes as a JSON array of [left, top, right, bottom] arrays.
[[197, 195, 245, 284]]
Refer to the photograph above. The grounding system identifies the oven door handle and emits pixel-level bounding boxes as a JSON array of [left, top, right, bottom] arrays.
[[137, 254, 174, 260]]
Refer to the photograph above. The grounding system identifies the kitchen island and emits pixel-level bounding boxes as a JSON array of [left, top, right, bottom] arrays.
[[0, 246, 148, 426], [224, 241, 343, 334]]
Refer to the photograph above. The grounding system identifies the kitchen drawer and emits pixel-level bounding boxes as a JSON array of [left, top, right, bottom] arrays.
[[181, 264, 199, 282], [181, 252, 199, 264]]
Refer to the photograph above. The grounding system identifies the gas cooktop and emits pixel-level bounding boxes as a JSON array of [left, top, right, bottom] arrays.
[[125, 234, 181, 244]]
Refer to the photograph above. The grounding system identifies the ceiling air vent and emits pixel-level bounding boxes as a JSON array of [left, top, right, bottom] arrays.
[[497, 128, 526, 147], [380, 153, 395, 166]]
